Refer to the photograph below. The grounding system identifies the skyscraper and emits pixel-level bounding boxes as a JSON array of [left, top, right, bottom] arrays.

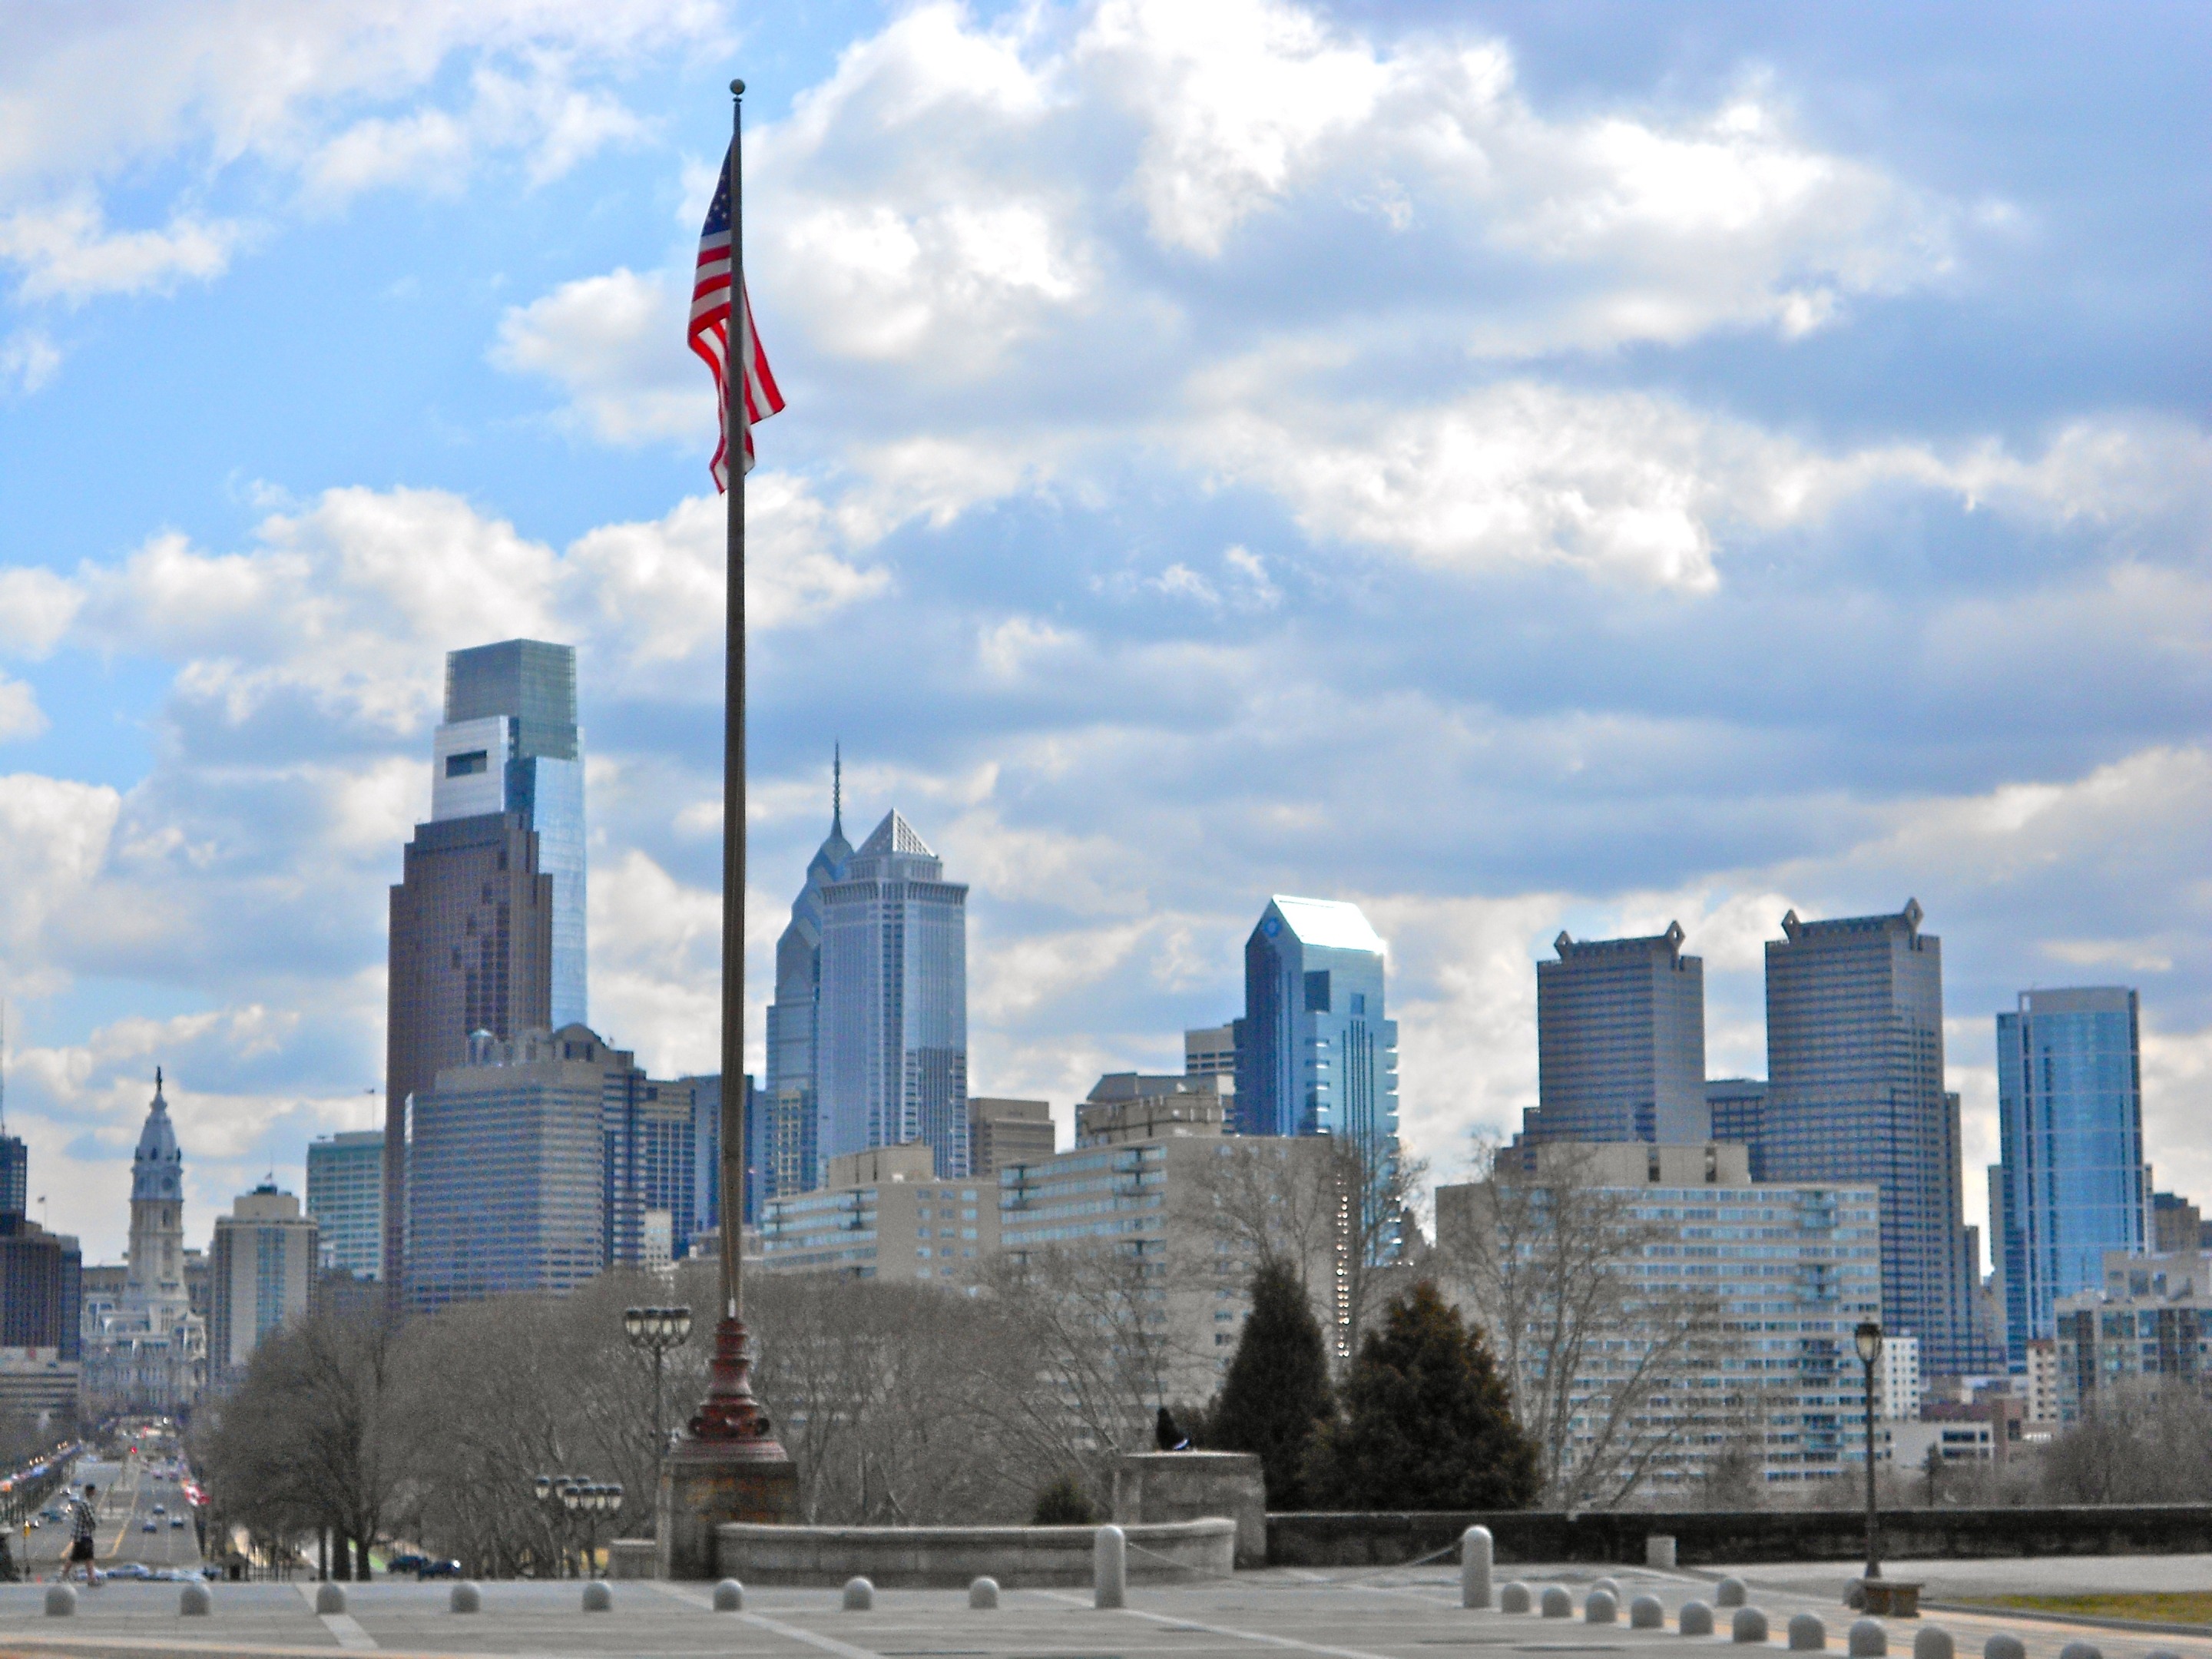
[[818, 810, 970, 1177], [1234, 896, 1399, 1163], [763, 757, 854, 1197], [207, 1184, 318, 1379], [1762, 901, 1976, 1373], [385, 639, 583, 1300], [1518, 923, 1707, 1145], [1992, 987, 2150, 1369], [306, 1131, 386, 1280]]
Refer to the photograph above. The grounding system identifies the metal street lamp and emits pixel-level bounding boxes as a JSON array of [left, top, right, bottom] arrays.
[[1854, 1321, 1883, 1583], [561, 1480, 623, 1580], [623, 1306, 694, 1458]]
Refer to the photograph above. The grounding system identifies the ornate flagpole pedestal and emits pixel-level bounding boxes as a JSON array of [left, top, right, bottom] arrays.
[[655, 75, 800, 1581]]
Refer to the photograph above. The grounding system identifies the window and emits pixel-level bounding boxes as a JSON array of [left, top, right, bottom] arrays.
[[1305, 970, 1331, 1012], [1349, 992, 1366, 1015], [446, 750, 489, 778]]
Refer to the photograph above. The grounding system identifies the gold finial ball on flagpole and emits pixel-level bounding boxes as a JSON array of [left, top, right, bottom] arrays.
[[730, 79, 745, 97]]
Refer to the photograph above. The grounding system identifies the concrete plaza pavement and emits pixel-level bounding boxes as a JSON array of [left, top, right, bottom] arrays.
[[0, 1555, 2207, 1659]]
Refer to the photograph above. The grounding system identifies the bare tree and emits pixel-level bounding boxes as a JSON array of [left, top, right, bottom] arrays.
[[1435, 1137, 1743, 1508]]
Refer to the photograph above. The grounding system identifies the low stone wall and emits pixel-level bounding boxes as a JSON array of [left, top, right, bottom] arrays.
[[717, 1518, 1237, 1587], [1267, 1505, 2212, 1567], [1115, 1452, 1267, 1569]]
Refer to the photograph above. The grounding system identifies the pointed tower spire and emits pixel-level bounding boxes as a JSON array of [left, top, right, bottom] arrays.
[[832, 743, 843, 836]]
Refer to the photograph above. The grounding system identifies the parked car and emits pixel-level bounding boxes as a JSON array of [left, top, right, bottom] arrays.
[[416, 1558, 463, 1580], [386, 1552, 426, 1575]]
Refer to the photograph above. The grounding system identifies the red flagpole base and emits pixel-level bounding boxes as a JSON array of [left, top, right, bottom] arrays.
[[655, 1318, 797, 1578]]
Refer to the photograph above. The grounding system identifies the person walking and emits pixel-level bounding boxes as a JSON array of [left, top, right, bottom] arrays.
[[58, 1485, 100, 1585]]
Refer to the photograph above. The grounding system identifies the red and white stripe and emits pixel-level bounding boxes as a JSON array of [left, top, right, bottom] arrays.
[[688, 224, 784, 491]]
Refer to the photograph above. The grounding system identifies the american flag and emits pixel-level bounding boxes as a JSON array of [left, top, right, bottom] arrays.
[[688, 143, 784, 491]]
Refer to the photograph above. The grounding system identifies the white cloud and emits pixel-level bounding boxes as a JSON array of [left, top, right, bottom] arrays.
[[0, 327, 60, 391], [0, 565, 81, 654], [0, 674, 45, 742], [0, 773, 123, 979], [490, 267, 703, 444], [0, 198, 242, 302]]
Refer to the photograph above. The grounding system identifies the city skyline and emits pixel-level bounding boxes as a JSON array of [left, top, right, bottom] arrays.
[[0, 4, 2204, 1270]]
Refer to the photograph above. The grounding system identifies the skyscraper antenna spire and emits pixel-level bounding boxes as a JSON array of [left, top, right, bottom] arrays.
[[833, 743, 843, 835]]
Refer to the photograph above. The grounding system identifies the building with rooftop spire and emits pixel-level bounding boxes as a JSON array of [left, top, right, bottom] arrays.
[[763, 752, 855, 1199], [818, 809, 970, 1177], [83, 1071, 205, 1412]]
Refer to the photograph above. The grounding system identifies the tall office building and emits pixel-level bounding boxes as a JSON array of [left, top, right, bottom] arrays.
[[969, 1097, 1055, 1175], [306, 1131, 386, 1280], [1763, 902, 1976, 1374], [0, 1130, 81, 1362], [207, 1185, 318, 1379], [1707, 1078, 1768, 1174], [1234, 896, 1399, 1157], [1518, 924, 1707, 1145], [1184, 1025, 1237, 1081], [818, 811, 970, 1177], [1991, 987, 2150, 1369], [404, 1024, 697, 1312], [764, 759, 853, 1198], [385, 640, 584, 1300]]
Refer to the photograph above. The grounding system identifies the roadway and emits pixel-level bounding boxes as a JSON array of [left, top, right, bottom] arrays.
[[16, 1452, 203, 1578]]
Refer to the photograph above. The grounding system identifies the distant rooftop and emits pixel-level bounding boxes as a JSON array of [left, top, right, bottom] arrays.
[[1271, 896, 1385, 955]]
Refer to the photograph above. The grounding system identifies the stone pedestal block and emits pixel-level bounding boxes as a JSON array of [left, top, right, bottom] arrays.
[[657, 1451, 800, 1581], [608, 1538, 660, 1580], [1113, 1452, 1265, 1568]]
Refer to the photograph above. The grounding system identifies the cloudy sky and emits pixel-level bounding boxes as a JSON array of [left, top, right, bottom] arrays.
[[0, 1, 2205, 1265]]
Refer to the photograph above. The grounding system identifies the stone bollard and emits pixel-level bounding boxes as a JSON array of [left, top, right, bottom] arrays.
[[1984, 1637, 2026, 1659], [180, 1582, 213, 1617], [316, 1583, 348, 1616], [1648, 1536, 1678, 1570], [1681, 1601, 1716, 1637], [1914, 1628, 1954, 1659], [1500, 1582, 1533, 1614], [1849, 1618, 1889, 1657], [1717, 1577, 1749, 1608], [1541, 1585, 1574, 1618], [1734, 1608, 1770, 1644], [1631, 1594, 1665, 1629], [1596, 1577, 1623, 1601], [970, 1577, 1000, 1610], [450, 1582, 482, 1614], [714, 1579, 746, 1612], [1094, 1525, 1126, 1611], [1790, 1613, 1827, 1651], [44, 1584, 75, 1618], [843, 1577, 876, 1611], [1586, 1590, 1619, 1624], [2057, 1644, 2101, 1659], [1461, 1525, 1494, 1610], [2145, 1651, 2183, 1659], [581, 1581, 613, 1612]]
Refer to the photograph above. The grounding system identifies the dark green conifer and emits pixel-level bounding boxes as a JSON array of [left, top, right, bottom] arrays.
[[1207, 1260, 1332, 1508], [1304, 1280, 1538, 1510]]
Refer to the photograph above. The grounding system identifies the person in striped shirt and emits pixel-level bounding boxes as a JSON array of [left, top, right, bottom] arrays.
[[58, 1485, 100, 1585]]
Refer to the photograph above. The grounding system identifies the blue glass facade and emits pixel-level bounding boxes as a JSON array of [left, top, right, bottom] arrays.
[[818, 810, 970, 1177], [1234, 896, 1399, 1190], [1994, 987, 2148, 1369], [1521, 923, 1707, 1145], [763, 767, 853, 1197]]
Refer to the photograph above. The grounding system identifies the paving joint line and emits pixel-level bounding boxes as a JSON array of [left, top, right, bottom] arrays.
[[651, 1578, 892, 1659]]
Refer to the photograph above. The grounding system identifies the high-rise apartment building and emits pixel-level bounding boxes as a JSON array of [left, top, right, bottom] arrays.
[[1992, 987, 2150, 1369], [1234, 896, 1398, 1158], [306, 1131, 385, 1280], [764, 763, 853, 1199], [1519, 924, 1707, 1145], [1762, 901, 1977, 1373], [1707, 1078, 1768, 1175], [759, 1143, 999, 1286], [819, 811, 970, 1177], [0, 1129, 80, 1363], [1436, 1142, 1882, 1488], [1077, 1073, 1228, 1147], [386, 640, 584, 1301], [969, 1098, 1055, 1176], [208, 1185, 318, 1379]]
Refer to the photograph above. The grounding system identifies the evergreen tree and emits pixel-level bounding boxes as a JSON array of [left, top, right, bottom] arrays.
[[1207, 1261, 1332, 1508], [1304, 1280, 1538, 1510]]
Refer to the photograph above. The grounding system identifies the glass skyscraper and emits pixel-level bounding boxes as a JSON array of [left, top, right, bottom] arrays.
[[763, 759, 853, 1198], [818, 810, 970, 1177], [1235, 896, 1400, 1162], [1519, 922, 1707, 1145], [1762, 901, 1979, 1374], [1992, 987, 2149, 1370], [306, 1130, 385, 1280]]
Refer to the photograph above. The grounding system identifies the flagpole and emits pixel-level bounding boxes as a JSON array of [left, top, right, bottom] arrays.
[[719, 76, 748, 1330]]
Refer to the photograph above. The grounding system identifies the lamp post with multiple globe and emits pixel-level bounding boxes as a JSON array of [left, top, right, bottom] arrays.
[[623, 1306, 694, 1456]]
